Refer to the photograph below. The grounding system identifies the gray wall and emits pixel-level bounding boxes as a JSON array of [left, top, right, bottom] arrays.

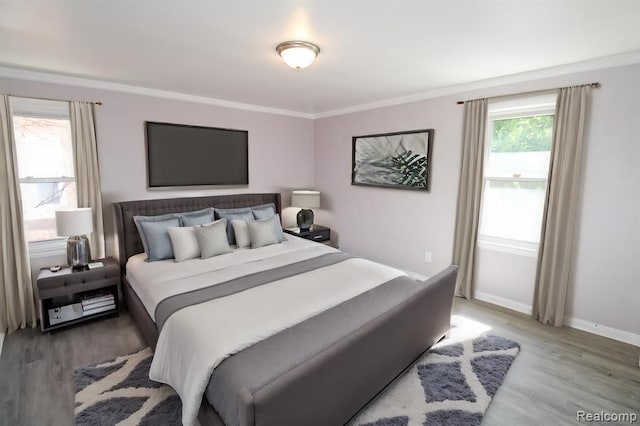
[[0, 77, 315, 257], [0, 76, 315, 294], [2, 63, 638, 344], [313, 63, 640, 344]]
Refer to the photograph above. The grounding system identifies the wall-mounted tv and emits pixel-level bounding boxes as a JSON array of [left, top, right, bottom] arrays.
[[145, 121, 248, 188]]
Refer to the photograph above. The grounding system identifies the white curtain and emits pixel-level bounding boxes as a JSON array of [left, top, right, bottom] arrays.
[[0, 94, 37, 333], [70, 102, 105, 260], [533, 86, 590, 326], [452, 99, 488, 298]]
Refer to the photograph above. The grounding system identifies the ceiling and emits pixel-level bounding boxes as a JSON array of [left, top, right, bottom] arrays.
[[2, 0, 640, 115]]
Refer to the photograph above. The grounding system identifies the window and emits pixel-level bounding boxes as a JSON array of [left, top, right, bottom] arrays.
[[10, 97, 77, 243], [478, 94, 556, 253]]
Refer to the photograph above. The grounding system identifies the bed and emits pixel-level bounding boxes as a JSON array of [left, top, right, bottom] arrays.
[[113, 193, 457, 426]]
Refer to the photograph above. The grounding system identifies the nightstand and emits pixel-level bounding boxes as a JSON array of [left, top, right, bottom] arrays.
[[284, 224, 332, 244], [35, 257, 121, 332]]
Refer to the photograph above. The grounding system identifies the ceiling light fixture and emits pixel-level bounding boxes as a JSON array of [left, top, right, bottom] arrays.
[[276, 41, 320, 70]]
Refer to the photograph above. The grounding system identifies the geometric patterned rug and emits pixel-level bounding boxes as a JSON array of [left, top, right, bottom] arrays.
[[74, 317, 519, 426], [74, 348, 180, 426], [348, 331, 520, 426]]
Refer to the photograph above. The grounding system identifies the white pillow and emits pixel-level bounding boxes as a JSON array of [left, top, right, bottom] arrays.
[[231, 219, 252, 248], [247, 216, 280, 249], [167, 226, 200, 262]]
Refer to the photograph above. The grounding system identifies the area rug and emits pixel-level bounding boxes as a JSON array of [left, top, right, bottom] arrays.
[[74, 317, 519, 426]]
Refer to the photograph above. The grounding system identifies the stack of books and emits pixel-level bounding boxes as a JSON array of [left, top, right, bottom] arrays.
[[81, 293, 116, 316]]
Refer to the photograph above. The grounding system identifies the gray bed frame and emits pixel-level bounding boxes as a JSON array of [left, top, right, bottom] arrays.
[[113, 193, 457, 426]]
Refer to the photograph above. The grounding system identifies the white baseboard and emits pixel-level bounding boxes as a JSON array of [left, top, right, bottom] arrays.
[[563, 317, 640, 347], [474, 291, 533, 315], [473, 291, 640, 347], [0, 333, 4, 358]]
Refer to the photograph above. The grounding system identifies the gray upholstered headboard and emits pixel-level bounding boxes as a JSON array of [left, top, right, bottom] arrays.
[[113, 193, 281, 271]]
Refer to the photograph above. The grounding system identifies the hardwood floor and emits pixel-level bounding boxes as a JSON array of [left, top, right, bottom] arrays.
[[454, 299, 640, 425], [0, 313, 144, 426], [0, 299, 638, 425]]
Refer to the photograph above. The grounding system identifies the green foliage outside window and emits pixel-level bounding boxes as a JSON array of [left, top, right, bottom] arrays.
[[491, 115, 554, 153]]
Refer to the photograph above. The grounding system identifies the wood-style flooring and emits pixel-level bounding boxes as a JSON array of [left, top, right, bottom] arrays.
[[0, 298, 638, 425]]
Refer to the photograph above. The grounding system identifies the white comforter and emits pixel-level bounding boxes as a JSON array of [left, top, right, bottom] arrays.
[[127, 236, 406, 426], [126, 235, 335, 320]]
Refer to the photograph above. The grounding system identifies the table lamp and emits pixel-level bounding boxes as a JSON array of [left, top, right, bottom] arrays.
[[56, 208, 93, 271], [291, 190, 320, 232]]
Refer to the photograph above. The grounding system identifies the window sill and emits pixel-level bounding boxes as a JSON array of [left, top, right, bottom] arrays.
[[28, 239, 67, 259], [477, 239, 538, 258]]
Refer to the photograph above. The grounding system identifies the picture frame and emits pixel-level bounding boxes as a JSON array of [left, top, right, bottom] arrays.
[[351, 129, 434, 191]]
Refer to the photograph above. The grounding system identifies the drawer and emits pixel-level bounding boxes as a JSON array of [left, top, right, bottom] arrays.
[[38, 265, 120, 290], [39, 276, 120, 299], [308, 228, 330, 242]]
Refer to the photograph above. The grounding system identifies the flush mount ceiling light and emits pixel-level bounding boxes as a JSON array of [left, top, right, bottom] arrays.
[[276, 41, 320, 70]]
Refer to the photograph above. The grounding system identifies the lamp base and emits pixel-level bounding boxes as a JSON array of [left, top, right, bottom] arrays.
[[72, 264, 90, 272], [296, 209, 315, 232], [67, 235, 91, 272]]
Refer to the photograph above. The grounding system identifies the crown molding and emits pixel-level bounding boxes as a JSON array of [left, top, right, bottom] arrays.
[[2, 50, 639, 120], [0, 66, 315, 119], [314, 50, 640, 119]]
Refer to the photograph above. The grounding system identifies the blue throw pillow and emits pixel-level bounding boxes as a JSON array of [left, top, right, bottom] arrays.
[[133, 213, 181, 259], [251, 203, 276, 219], [138, 217, 181, 261], [179, 207, 215, 227]]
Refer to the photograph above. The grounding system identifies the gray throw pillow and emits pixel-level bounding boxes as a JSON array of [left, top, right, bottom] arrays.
[[215, 207, 254, 245], [247, 216, 281, 249], [139, 218, 181, 261], [251, 204, 285, 242], [195, 219, 233, 259], [179, 207, 215, 227]]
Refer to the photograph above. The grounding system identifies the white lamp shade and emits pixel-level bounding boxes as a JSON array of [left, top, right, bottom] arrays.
[[55, 208, 93, 236], [291, 190, 320, 209]]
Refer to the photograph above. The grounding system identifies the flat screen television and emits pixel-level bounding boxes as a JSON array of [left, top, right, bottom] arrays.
[[145, 121, 248, 188]]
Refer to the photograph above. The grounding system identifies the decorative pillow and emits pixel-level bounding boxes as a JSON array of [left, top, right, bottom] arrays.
[[133, 213, 181, 261], [138, 218, 181, 261], [251, 204, 285, 242], [215, 207, 254, 245], [195, 219, 233, 259], [271, 213, 285, 242], [167, 226, 200, 262], [231, 219, 252, 248], [178, 207, 215, 227], [247, 216, 281, 249], [251, 203, 277, 219]]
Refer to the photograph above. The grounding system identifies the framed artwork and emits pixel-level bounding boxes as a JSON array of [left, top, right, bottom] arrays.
[[351, 129, 434, 191]]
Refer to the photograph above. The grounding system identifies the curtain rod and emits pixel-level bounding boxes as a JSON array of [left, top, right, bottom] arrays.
[[7, 93, 102, 105], [455, 82, 600, 105]]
